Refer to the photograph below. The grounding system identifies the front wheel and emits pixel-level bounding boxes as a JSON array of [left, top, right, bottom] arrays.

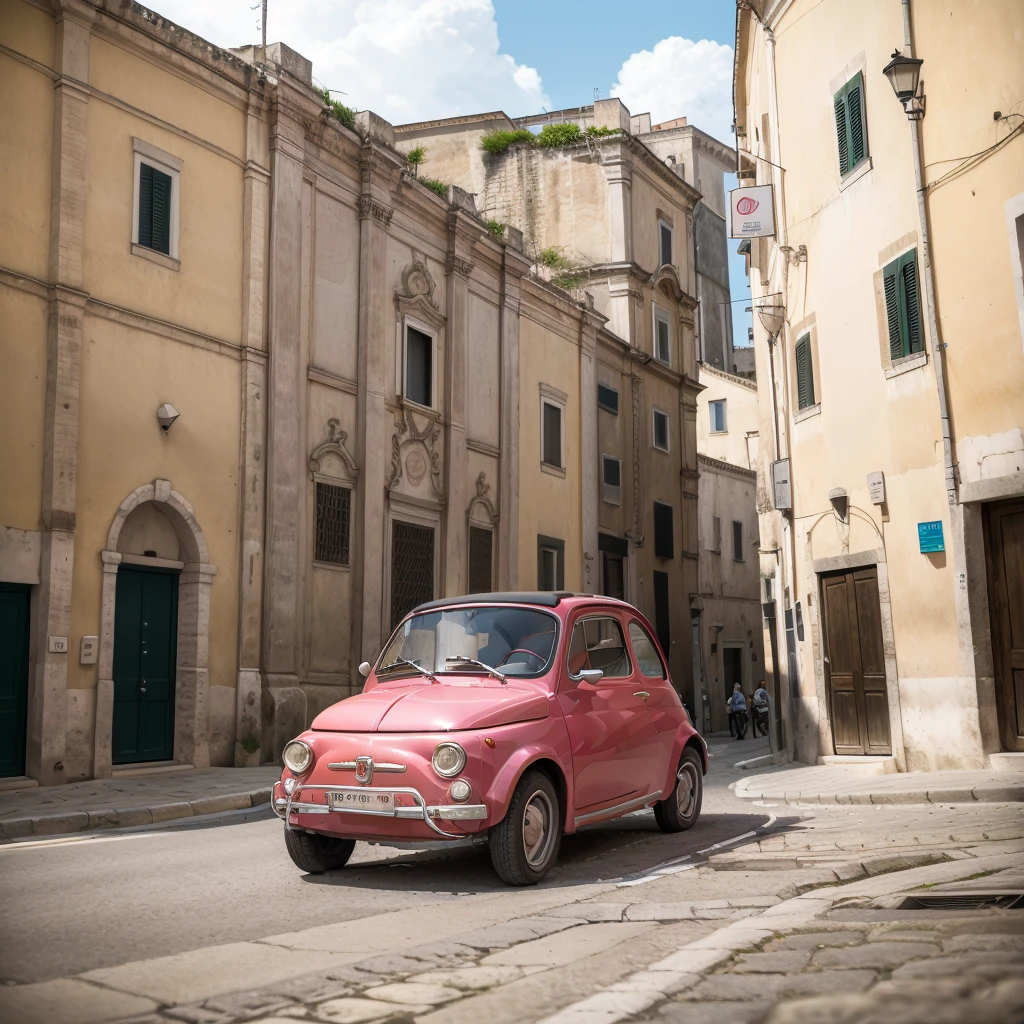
[[654, 747, 703, 833], [489, 769, 562, 885], [284, 828, 355, 874]]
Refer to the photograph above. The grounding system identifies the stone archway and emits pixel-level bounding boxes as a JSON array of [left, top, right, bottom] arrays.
[[93, 479, 217, 778]]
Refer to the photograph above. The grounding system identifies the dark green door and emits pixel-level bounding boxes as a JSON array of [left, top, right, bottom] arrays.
[[0, 584, 31, 778], [113, 566, 178, 764]]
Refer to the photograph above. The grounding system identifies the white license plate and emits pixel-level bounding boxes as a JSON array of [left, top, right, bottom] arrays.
[[328, 790, 395, 813]]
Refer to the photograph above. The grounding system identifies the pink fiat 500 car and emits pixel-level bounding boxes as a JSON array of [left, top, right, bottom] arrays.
[[273, 592, 707, 885]]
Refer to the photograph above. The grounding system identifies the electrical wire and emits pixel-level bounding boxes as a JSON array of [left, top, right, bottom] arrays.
[[925, 114, 1024, 194]]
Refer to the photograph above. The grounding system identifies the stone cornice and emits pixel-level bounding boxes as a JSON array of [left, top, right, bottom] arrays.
[[698, 453, 758, 481], [700, 362, 759, 392]]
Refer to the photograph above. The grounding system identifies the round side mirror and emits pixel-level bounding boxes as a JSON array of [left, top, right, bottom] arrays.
[[358, 661, 372, 677]]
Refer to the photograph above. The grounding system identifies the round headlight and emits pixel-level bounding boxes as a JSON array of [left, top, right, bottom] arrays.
[[449, 779, 472, 803], [432, 741, 467, 778], [282, 739, 314, 775]]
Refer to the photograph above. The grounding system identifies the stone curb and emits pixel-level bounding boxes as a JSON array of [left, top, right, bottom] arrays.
[[535, 852, 1019, 1024], [733, 752, 789, 771], [0, 787, 273, 843], [732, 782, 1024, 806]]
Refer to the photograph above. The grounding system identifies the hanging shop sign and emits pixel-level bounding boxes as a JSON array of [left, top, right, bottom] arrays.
[[729, 184, 776, 238]]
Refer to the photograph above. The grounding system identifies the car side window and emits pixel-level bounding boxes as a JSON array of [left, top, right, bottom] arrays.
[[628, 620, 666, 678], [567, 616, 631, 679]]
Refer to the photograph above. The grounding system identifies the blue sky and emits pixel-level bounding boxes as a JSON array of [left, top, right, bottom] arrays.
[[149, 0, 750, 350]]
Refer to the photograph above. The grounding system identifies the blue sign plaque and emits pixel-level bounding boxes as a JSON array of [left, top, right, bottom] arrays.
[[918, 520, 944, 553]]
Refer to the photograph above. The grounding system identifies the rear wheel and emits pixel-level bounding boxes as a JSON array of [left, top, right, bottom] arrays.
[[654, 747, 703, 833], [489, 769, 561, 885], [284, 829, 355, 874]]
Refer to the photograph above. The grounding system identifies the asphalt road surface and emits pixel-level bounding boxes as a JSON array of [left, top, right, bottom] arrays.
[[0, 734, 773, 985]]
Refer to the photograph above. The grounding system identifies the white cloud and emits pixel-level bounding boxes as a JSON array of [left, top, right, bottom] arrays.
[[143, 0, 548, 124], [610, 36, 735, 144]]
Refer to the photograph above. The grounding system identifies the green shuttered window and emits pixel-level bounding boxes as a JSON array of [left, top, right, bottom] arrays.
[[795, 334, 815, 409], [833, 72, 868, 176], [882, 249, 924, 361], [138, 162, 172, 255]]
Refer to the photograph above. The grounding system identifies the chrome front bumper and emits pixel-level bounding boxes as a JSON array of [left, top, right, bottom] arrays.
[[273, 782, 488, 839]]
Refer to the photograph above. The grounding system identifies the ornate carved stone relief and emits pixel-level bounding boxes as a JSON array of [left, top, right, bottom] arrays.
[[309, 418, 359, 480], [358, 194, 394, 228], [446, 253, 474, 278], [387, 406, 443, 499], [396, 254, 447, 330], [466, 471, 499, 524]]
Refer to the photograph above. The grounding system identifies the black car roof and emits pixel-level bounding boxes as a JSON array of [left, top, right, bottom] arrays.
[[411, 591, 574, 612]]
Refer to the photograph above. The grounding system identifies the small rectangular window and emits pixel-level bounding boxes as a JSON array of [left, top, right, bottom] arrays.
[[795, 334, 816, 409], [653, 408, 669, 451], [654, 501, 674, 559], [138, 162, 173, 255], [709, 399, 727, 433], [542, 400, 563, 468], [598, 382, 619, 414], [659, 220, 673, 266], [712, 515, 722, 554], [468, 525, 493, 593], [314, 482, 351, 565], [733, 520, 744, 561], [602, 455, 621, 505], [405, 326, 433, 406], [537, 535, 564, 590], [882, 249, 923, 361], [834, 71, 868, 176], [654, 309, 671, 365]]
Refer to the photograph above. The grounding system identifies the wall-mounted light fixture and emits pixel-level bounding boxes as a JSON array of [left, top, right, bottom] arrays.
[[828, 487, 849, 522], [157, 403, 180, 432]]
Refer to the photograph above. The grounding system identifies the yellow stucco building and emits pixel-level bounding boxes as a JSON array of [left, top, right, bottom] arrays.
[[735, 0, 1024, 770]]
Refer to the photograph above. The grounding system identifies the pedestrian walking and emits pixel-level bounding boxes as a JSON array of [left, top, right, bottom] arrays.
[[726, 683, 747, 740]]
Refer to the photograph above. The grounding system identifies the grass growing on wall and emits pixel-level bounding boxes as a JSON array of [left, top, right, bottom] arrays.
[[481, 123, 618, 155], [421, 178, 449, 199], [406, 146, 425, 175], [320, 88, 356, 130], [486, 220, 505, 240], [538, 246, 587, 290]]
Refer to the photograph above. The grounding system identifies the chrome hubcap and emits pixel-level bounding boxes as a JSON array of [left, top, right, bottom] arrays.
[[522, 790, 555, 868], [675, 763, 699, 818]]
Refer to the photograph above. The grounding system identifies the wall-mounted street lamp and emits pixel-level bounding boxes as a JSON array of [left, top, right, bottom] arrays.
[[882, 49, 925, 116]]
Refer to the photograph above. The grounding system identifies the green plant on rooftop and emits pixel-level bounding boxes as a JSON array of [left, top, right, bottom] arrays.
[[486, 220, 505, 241], [320, 88, 356, 130], [481, 129, 535, 155], [538, 247, 588, 291], [585, 125, 618, 139], [406, 146, 425, 176], [539, 247, 571, 270], [536, 122, 583, 148], [421, 178, 449, 199]]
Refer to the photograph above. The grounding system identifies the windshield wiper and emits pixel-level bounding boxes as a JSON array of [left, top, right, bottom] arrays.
[[444, 656, 507, 684], [378, 656, 439, 684]]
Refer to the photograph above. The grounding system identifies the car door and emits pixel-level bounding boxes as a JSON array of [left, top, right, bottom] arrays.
[[557, 612, 652, 812], [627, 618, 684, 791]]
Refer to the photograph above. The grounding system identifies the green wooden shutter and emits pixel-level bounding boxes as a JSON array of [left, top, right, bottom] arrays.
[[151, 168, 172, 254], [846, 75, 865, 167], [833, 91, 849, 172], [138, 163, 153, 248], [795, 334, 814, 409], [901, 252, 922, 354], [882, 257, 904, 359]]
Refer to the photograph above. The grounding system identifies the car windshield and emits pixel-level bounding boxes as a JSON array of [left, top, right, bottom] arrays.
[[378, 606, 559, 679]]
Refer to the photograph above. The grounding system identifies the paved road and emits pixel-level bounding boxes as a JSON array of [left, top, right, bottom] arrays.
[[3, 735, 1021, 1024], [0, 734, 773, 984]]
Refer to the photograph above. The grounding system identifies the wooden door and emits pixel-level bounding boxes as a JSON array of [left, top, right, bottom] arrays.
[[821, 568, 892, 756], [0, 584, 30, 778], [984, 499, 1024, 751], [112, 566, 178, 764]]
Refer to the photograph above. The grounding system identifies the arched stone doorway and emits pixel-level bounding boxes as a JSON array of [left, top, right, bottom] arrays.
[[93, 479, 216, 778]]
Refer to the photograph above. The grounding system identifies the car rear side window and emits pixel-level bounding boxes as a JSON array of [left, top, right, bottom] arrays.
[[567, 616, 631, 679], [628, 621, 666, 678]]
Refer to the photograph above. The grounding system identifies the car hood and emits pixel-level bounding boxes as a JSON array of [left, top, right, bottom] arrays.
[[311, 680, 551, 733]]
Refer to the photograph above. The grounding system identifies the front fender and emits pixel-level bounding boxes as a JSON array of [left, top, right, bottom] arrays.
[[485, 743, 575, 834]]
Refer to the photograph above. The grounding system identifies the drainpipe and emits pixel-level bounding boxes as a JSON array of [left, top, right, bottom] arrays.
[[902, 0, 958, 505]]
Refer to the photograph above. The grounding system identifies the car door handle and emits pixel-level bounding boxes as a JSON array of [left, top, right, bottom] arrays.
[[633, 691, 650, 701]]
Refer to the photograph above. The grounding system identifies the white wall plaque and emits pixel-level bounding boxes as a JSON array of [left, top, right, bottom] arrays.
[[771, 458, 792, 511], [867, 470, 886, 505]]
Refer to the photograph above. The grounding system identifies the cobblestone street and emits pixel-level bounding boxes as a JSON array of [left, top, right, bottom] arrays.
[[2, 738, 1021, 1024]]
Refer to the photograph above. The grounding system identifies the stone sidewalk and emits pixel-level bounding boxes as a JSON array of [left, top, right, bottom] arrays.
[[732, 764, 1024, 806], [0, 766, 281, 842]]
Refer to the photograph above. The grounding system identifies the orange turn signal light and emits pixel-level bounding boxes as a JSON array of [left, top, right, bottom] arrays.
[[484, 737, 496, 748]]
